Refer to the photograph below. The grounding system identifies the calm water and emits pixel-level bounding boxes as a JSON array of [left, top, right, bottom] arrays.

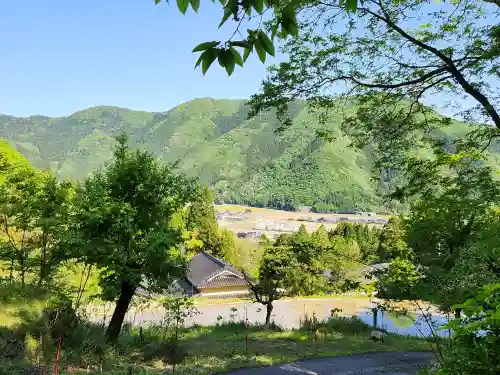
[[357, 310, 451, 337]]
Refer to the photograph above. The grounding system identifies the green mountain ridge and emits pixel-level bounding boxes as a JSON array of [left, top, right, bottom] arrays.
[[0, 98, 477, 212]]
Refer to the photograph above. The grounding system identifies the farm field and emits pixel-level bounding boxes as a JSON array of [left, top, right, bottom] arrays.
[[215, 204, 390, 239]]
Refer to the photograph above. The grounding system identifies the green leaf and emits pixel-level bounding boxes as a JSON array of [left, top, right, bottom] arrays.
[[218, 0, 227, 4], [252, 0, 264, 13], [230, 47, 243, 67], [345, 0, 358, 12], [194, 49, 218, 74], [229, 40, 253, 49], [219, 7, 232, 28], [195, 53, 205, 68], [225, 53, 236, 76], [202, 50, 218, 75], [282, 5, 296, 22], [254, 40, 266, 63], [281, 6, 299, 37], [243, 47, 252, 62], [192, 41, 219, 52], [216, 49, 236, 76], [155, 0, 162, 4], [190, 0, 200, 12], [258, 31, 275, 56], [217, 50, 227, 67], [282, 18, 299, 37], [176, 0, 190, 14], [271, 23, 279, 40]]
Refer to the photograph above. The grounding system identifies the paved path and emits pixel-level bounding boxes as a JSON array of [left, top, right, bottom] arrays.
[[224, 352, 435, 375]]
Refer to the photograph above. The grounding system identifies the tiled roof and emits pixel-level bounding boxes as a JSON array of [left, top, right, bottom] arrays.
[[186, 251, 245, 288], [199, 274, 249, 288]]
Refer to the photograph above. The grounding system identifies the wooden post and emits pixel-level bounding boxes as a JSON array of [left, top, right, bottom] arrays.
[[244, 306, 248, 354], [313, 311, 317, 355]]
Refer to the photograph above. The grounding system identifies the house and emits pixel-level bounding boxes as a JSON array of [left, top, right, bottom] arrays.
[[173, 252, 250, 298]]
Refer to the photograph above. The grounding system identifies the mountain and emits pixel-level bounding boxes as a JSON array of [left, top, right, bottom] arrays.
[[0, 98, 475, 212]]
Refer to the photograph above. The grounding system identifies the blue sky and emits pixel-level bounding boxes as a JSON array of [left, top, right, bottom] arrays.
[[0, 0, 272, 117]]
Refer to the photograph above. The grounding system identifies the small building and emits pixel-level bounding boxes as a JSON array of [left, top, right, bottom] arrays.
[[173, 252, 250, 298]]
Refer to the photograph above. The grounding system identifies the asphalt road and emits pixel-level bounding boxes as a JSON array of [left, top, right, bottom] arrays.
[[223, 352, 435, 375]]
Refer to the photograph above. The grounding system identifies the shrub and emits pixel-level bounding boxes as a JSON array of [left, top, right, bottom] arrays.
[[313, 316, 372, 335], [40, 294, 78, 340]]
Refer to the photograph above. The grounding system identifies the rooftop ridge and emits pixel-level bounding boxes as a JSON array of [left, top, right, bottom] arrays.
[[200, 251, 227, 268]]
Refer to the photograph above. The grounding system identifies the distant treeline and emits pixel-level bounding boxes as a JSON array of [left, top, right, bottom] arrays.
[[214, 189, 403, 214]]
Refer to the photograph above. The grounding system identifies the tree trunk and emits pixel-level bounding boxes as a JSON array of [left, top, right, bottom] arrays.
[[265, 303, 274, 326], [9, 257, 13, 280], [37, 245, 47, 287], [105, 282, 136, 342], [454, 308, 462, 319], [19, 251, 25, 287]]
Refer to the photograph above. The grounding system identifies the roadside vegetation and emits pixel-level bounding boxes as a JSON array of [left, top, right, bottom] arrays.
[[0, 281, 428, 375]]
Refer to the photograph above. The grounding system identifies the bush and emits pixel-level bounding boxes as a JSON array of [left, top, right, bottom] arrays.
[[0, 329, 24, 360], [41, 294, 78, 340], [319, 316, 372, 335]]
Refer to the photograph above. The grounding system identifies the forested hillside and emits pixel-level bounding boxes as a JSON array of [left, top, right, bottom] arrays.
[[0, 98, 473, 212]]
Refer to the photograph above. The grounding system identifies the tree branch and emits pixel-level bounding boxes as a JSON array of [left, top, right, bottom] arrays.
[[243, 271, 264, 304], [359, 0, 500, 129], [330, 67, 448, 89]]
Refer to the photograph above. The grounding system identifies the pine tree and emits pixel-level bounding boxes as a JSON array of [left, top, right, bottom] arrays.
[[378, 217, 410, 261], [187, 185, 220, 255]]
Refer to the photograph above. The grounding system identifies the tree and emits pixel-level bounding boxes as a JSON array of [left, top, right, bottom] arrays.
[[32, 176, 74, 286], [67, 134, 198, 342], [403, 151, 500, 314], [377, 217, 410, 261], [435, 283, 500, 375], [0, 166, 42, 285], [244, 245, 295, 325], [374, 150, 500, 314], [0, 161, 72, 287], [249, 0, 500, 164], [217, 228, 237, 262], [186, 185, 220, 254]]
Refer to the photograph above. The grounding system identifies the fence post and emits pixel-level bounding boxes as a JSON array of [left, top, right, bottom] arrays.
[[313, 311, 317, 355], [244, 306, 249, 354]]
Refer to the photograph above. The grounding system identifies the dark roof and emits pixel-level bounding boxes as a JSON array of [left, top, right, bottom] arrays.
[[186, 251, 245, 288], [200, 275, 249, 288]]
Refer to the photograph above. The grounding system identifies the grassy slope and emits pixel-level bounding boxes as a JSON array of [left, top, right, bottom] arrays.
[[0, 98, 485, 211]]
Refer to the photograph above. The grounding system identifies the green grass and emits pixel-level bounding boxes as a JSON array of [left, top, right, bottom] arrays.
[[5, 322, 430, 375], [2, 311, 430, 375], [0, 281, 430, 375]]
